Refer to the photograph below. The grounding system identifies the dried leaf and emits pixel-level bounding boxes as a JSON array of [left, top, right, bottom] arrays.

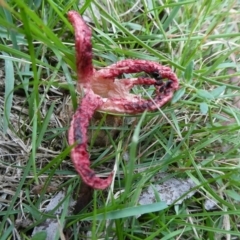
[[204, 198, 218, 211], [139, 173, 196, 206], [32, 191, 74, 240]]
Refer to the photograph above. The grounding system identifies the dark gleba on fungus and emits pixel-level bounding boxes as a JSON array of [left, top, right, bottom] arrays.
[[68, 11, 179, 190]]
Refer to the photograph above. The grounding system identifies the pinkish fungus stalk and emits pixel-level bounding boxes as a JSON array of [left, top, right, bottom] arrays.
[[68, 11, 179, 190]]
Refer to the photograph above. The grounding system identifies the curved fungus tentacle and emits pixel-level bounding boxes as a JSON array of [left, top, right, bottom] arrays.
[[68, 11, 179, 190]]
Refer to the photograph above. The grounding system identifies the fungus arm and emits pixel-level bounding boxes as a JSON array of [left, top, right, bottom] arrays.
[[68, 90, 113, 190]]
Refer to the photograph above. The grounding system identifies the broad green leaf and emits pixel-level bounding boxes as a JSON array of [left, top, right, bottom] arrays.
[[197, 89, 214, 100], [123, 22, 146, 32], [84, 202, 168, 220], [184, 60, 194, 82], [36, 102, 55, 148], [200, 102, 208, 114], [225, 190, 240, 201], [210, 86, 226, 98], [32, 232, 47, 240], [33, 0, 43, 10], [172, 88, 185, 103], [216, 62, 237, 69]]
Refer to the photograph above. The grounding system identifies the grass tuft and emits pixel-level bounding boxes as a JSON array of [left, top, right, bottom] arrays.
[[0, 0, 240, 239]]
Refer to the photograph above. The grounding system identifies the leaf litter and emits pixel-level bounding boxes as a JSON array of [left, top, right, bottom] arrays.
[[32, 191, 75, 240], [138, 173, 196, 210]]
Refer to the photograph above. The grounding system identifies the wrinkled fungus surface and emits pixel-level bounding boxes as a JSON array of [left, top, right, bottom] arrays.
[[68, 11, 179, 190]]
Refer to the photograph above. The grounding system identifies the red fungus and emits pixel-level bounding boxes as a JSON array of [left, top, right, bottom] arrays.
[[68, 11, 179, 190]]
